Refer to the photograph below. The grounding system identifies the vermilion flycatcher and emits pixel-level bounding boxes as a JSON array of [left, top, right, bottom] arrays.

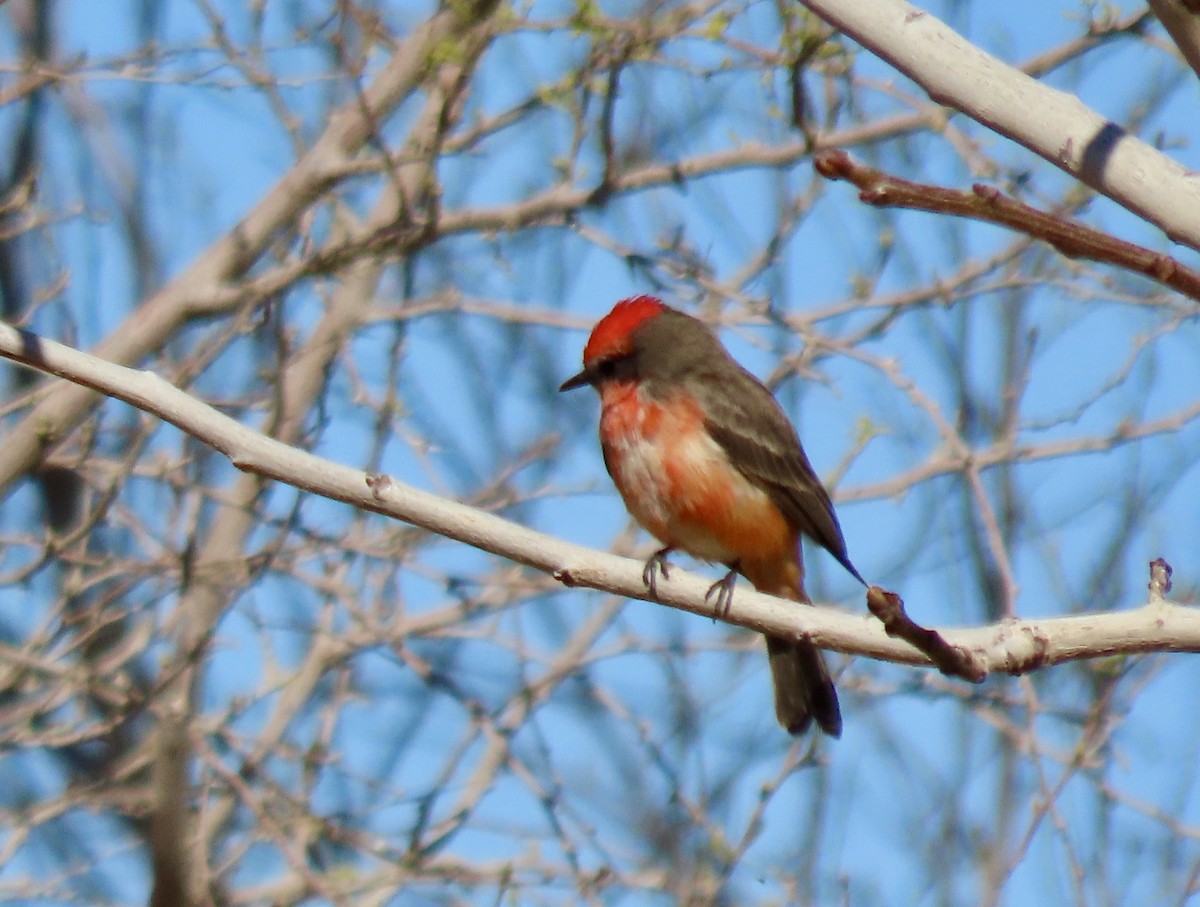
[[561, 296, 864, 737]]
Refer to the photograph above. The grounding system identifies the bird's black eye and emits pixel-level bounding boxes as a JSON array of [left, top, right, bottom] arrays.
[[596, 359, 618, 380]]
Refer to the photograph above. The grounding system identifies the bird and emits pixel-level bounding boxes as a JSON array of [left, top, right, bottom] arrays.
[[560, 295, 864, 737]]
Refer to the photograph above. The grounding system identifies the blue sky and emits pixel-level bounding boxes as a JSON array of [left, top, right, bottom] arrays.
[[3, 0, 1199, 904]]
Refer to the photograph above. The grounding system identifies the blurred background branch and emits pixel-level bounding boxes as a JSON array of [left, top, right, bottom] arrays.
[[0, 1, 1197, 905]]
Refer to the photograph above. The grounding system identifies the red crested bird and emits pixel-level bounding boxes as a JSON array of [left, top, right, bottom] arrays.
[[560, 296, 864, 736]]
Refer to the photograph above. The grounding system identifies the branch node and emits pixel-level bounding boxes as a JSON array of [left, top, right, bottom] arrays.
[[1002, 625, 1049, 674], [859, 186, 890, 206], [972, 182, 1001, 202], [812, 147, 853, 181], [365, 472, 394, 499], [1148, 557, 1173, 602]]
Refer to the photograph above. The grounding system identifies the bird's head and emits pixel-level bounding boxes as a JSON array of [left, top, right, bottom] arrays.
[[559, 295, 667, 393]]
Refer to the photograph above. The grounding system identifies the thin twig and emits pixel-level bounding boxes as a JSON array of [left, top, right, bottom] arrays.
[[814, 148, 1200, 303]]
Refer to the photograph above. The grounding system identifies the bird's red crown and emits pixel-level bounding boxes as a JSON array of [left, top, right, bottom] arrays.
[[582, 295, 666, 364]]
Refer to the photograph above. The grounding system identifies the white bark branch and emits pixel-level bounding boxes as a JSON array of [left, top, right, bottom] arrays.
[[2, 321, 1196, 675], [800, 0, 1200, 251]]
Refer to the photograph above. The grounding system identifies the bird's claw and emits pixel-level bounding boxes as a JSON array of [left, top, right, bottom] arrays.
[[705, 567, 739, 618], [643, 547, 673, 598]]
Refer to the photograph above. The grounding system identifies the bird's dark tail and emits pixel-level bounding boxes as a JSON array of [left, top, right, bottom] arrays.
[[766, 635, 842, 737], [739, 555, 842, 738]]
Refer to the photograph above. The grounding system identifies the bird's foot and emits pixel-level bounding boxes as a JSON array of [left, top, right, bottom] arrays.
[[705, 566, 739, 618], [642, 547, 673, 598]]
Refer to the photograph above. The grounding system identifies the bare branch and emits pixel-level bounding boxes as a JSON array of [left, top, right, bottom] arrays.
[[2, 322, 1196, 680], [814, 148, 1200, 303], [798, 0, 1200, 251], [0, 0, 504, 500]]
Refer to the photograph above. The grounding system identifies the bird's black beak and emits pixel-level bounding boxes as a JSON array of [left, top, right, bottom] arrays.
[[559, 367, 593, 392]]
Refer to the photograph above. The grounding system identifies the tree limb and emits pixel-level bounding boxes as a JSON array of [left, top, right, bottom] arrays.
[[1, 322, 1196, 678], [814, 148, 1200, 303], [798, 0, 1200, 251]]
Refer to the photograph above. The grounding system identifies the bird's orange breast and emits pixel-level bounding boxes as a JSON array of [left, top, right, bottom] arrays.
[[598, 382, 797, 578]]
